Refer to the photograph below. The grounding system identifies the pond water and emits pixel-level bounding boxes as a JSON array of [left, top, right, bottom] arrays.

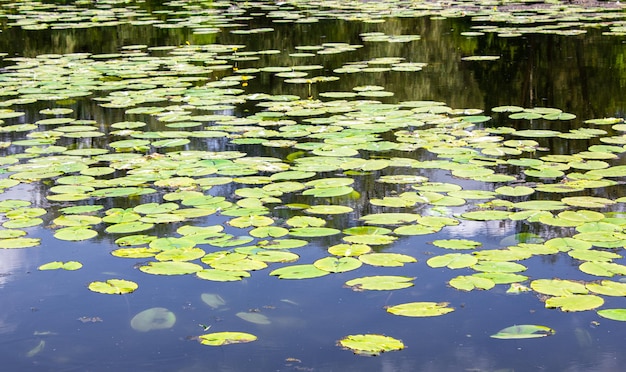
[[2, 0, 626, 371]]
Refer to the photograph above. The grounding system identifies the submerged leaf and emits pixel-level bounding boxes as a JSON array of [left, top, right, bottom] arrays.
[[491, 325, 555, 339]]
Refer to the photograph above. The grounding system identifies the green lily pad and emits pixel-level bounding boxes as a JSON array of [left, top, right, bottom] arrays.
[[427, 253, 477, 269], [105, 222, 154, 234], [579, 262, 626, 277], [586, 280, 626, 296], [432, 239, 481, 250], [54, 226, 98, 241], [198, 332, 257, 346], [270, 264, 329, 279], [88, 279, 138, 295], [530, 279, 588, 296], [545, 294, 604, 312], [344, 275, 414, 291], [358, 253, 417, 267], [196, 269, 251, 282], [111, 247, 160, 258], [139, 261, 203, 275], [289, 227, 341, 237], [449, 275, 495, 291], [386, 302, 454, 317], [597, 309, 626, 321], [360, 213, 419, 225], [314, 257, 362, 273], [305, 205, 353, 215], [491, 325, 555, 339], [38, 261, 82, 271], [328, 243, 372, 257], [0, 237, 41, 248], [338, 334, 404, 356]]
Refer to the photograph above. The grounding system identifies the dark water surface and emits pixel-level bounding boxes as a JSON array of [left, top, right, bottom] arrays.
[[1, 1, 626, 371]]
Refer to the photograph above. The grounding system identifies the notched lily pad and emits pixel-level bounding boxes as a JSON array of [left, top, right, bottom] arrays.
[[491, 325, 555, 339], [198, 331, 257, 346], [88, 279, 138, 295], [386, 302, 454, 317], [338, 334, 404, 356]]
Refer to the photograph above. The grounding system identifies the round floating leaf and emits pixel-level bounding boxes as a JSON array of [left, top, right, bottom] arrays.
[[305, 205, 353, 215], [133, 202, 179, 215], [491, 325, 555, 339], [54, 226, 98, 241], [314, 257, 362, 273], [257, 239, 309, 250], [393, 224, 440, 236], [597, 309, 626, 321], [106, 222, 154, 234], [472, 261, 527, 273], [196, 269, 250, 282], [0, 237, 40, 248], [461, 210, 511, 220], [130, 307, 176, 332], [449, 275, 495, 291], [248, 250, 299, 263], [270, 264, 329, 279], [111, 247, 160, 258], [579, 262, 626, 277], [495, 186, 535, 197], [88, 279, 138, 295], [139, 261, 203, 275], [338, 334, 404, 356], [427, 253, 477, 269], [432, 239, 481, 250], [343, 234, 397, 245], [38, 261, 82, 271], [386, 302, 454, 317], [249, 226, 289, 238], [586, 281, 626, 296], [530, 279, 588, 296], [568, 249, 621, 262], [155, 247, 206, 262], [328, 243, 372, 257], [473, 272, 528, 284], [545, 237, 592, 252], [198, 332, 257, 346], [345, 275, 414, 291], [289, 227, 340, 237], [358, 253, 417, 267], [545, 294, 604, 312]]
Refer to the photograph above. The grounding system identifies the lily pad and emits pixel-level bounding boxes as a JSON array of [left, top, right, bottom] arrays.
[[345, 275, 414, 291], [88, 279, 138, 295], [545, 294, 604, 312], [270, 264, 329, 279], [386, 302, 454, 317], [198, 331, 257, 346], [38, 261, 82, 271], [597, 309, 626, 321]]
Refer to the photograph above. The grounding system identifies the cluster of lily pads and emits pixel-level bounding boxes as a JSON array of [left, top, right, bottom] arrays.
[[1, 0, 625, 39], [2, 0, 626, 358]]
